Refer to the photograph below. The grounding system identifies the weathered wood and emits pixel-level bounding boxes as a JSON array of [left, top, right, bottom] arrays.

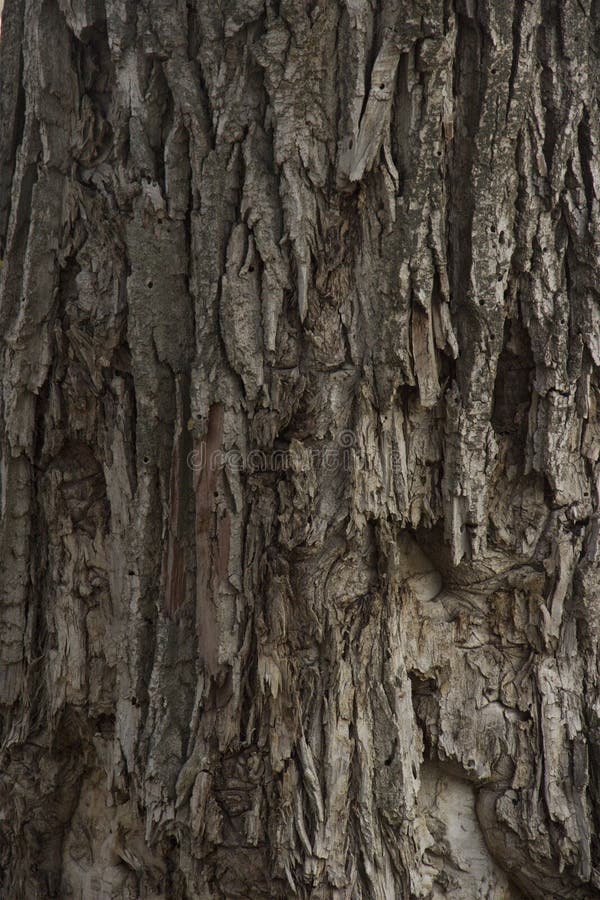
[[0, 0, 599, 897]]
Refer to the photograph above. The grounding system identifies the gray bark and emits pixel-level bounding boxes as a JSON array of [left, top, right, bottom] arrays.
[[0, 0, 599, 897]]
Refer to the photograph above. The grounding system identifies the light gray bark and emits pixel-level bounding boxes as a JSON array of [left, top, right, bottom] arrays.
[[0, 0, 599, 897]]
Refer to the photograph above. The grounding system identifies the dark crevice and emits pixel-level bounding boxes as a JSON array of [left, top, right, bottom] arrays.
[[187, 0, 200, 59], [537, 0, 561, 177], [506, 0, 525, 122], [577, 108, 595, 220], [0, 52, 25, 257], [409, 671, 439, 762], [447, 7, 486, 396], [390, 52, 410, 197], [491, 317, 534, 449], [0, 141, 40, 335]]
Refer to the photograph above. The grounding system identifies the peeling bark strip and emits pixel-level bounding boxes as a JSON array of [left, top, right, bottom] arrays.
[[194, 403, 227, 675], [164, 377, 189, 617], [2, 0, 600, 897]]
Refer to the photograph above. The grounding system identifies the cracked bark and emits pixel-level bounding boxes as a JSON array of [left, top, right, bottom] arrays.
[[0, 0, 599, 898]]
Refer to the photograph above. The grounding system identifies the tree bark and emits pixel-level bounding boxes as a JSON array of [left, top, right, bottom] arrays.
[[1, 0, 599, 897]]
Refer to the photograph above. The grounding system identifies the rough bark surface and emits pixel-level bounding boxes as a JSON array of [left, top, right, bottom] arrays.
[[0, 1, 600, 898]]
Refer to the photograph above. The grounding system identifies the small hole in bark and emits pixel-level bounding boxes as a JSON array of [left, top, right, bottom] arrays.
[[497, 274, 503, 282], [146, 280, 153, 289], [131, 697, 137, 706], [143, 455, 150, 464], [490, 224, 496, 233], [479, 299, 485, 306], [349, 139, 353, 149], [384, 754, 393, 766], [128, 570, 135, 576], [436, 150, 442, 156], [248, 265, 255, 273], [379, 83, 385, 89], [499, 231, 505, 244], [491, 67, 497, 74]]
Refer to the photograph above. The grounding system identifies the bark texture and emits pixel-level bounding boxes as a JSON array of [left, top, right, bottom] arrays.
[[0, 0, 600, 897]]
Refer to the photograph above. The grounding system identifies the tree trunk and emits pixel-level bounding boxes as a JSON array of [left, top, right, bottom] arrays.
[[0, 0, 599, 897]]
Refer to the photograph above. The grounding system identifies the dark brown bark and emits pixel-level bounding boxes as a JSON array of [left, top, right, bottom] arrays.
[[0, 1, 600, 898]]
